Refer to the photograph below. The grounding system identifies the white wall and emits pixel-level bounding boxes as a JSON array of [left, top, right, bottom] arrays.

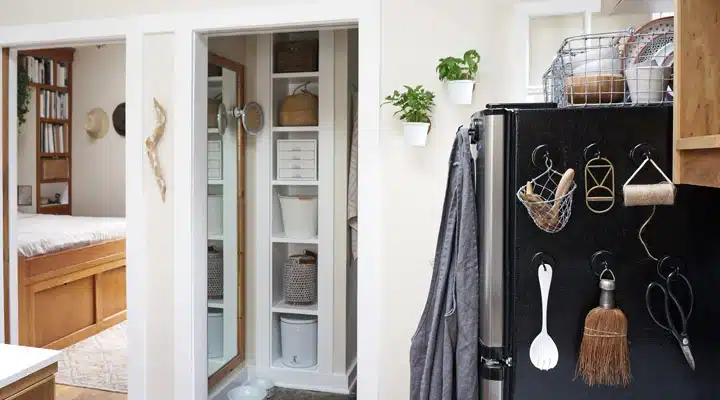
[[142, 33, 176, 400], [529, 14, 584, 86], [378, 0, 516, 398], [72, 44, 127, 217]]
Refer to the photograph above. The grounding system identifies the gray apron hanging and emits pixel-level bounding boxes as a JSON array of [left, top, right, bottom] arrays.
[[410, 128, 480, 400]]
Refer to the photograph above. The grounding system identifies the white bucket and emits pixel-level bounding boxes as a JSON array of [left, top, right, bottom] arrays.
[[278, 195, 318, 238], [208, 311, 223, 359], [446, 80, 475, 105], [403, 122, 429, 147], [280, 314, 318, 368]]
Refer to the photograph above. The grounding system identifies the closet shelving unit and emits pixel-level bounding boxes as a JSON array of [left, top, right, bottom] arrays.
[[256, 30, 351, 391], [207, 65, 239, 376], [21, 48, 74, 215]]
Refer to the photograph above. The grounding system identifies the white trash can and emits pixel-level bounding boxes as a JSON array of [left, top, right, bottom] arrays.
[[280, 314, 318, 368], [278, 195, 318, 238], [208, 311, 223, 359]]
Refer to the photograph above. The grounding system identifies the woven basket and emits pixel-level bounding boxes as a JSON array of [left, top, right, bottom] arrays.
[[283, 250, 317, 305], [279, 84, 318, 126], [275, 39, 318, 73], [208, 246, 223, 298]]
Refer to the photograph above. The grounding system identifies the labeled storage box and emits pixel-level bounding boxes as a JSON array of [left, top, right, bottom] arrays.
[[276, 139, 317, 181]]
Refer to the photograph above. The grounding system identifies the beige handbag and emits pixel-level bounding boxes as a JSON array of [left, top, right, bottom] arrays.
[[279, 83, 318, 126]]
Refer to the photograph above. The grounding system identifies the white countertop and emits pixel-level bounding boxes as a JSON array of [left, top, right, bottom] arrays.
[[0, 344, 61, 388]]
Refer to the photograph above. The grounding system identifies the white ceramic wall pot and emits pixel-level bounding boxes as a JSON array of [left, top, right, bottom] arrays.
[[446, 80, 475, 105], [403, 122, 430, 147]]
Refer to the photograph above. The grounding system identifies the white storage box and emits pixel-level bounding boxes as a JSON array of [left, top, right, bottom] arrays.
[[208, 139, 222, 180], [280, 314, 318, 368], [276, 139, 317, 181], [208, 311, 223, 359], [208, 194, 223, 236], [278, 195, 318, 238]]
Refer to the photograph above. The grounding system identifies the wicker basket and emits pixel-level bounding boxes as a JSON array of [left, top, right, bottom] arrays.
[[279, 84, 318, 126], [283, 250, 317, 305], [275, 39, 318, 73], [208, 246, 223, 298]]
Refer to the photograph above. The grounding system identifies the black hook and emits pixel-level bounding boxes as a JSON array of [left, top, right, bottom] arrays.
[[531, 252, 556, 272], [629, 143, 655, 167], [583, 142, 601, 162], [590, 250, 613, 277], [531, 144, 551, 168], [657, 255, 685, 280]]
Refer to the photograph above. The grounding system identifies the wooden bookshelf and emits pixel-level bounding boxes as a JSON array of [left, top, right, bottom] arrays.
[[20, 48, 74, 215]]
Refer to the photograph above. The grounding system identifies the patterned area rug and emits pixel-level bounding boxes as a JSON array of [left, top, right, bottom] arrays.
[[56, 321, 128, 393]]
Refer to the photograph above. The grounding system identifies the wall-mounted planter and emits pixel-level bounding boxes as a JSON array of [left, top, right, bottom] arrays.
[[403, 122, 430, 147], [446, 80, 475, 105]]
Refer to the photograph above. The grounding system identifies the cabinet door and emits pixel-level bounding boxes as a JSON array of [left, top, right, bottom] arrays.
[[6, 376, 54, 400], [674, 0, 720, 188]]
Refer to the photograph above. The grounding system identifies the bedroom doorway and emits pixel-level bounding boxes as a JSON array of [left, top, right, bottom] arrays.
[[5, 41, 131, 399]]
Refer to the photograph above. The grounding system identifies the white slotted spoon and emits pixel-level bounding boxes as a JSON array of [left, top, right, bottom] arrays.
[[529, 263, 559, 371]]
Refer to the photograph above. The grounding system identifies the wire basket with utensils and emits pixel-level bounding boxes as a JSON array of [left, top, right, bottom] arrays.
[[543, 17, 675, 107], [517, 153, 577, 234]]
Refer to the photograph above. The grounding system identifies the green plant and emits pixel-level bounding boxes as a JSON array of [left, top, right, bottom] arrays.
[[382, 85, 435, 123], [17, 66, 31, 127], [436, 49, 480, 81]]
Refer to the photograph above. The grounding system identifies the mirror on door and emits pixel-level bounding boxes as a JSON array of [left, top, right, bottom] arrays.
[[206, 54, 245, 381]]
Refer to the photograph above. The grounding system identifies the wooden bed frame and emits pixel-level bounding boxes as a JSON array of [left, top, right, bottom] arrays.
[[17, 239, 126, 349]]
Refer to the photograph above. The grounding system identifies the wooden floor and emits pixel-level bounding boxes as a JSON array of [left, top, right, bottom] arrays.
[[56, 385, 127, 400]]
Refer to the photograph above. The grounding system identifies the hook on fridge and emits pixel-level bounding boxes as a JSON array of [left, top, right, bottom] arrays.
[[531, 252, 556, 272], [590, 250, 614, 277], [629, 143, 656, 167]]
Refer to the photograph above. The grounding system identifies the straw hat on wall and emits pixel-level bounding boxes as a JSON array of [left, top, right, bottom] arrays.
[[85, 108, 109, 140]]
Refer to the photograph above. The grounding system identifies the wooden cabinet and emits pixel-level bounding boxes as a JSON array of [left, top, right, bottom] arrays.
[[0, 364, 56, 400], [673, 0, 720, 188]]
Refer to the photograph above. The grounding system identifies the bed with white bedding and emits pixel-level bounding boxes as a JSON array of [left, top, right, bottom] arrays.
[[16, 213, 127, 350], [17, 212, 126, 257]]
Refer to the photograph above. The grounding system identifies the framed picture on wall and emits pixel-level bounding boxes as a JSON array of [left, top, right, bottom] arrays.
[[18, 185, 32, 206]]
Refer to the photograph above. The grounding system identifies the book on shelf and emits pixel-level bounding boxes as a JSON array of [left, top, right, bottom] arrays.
[[39, 123, 67, 153], [39, 90, 69, 120], [21, 55, 69, 87]]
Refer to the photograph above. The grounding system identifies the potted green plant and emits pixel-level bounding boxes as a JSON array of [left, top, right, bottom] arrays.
[[18, 66, 31, 128], [382, 85, 435, 146], [436, 49, 480, 105]]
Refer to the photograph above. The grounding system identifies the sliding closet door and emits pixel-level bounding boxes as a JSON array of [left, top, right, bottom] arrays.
[[207, 54, 245, 389]]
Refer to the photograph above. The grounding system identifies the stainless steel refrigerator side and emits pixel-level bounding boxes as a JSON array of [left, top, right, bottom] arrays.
[[479, 113, 506, 400]]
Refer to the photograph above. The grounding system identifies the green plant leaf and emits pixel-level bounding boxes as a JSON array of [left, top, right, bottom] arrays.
[[436, 49, 480, 81], [381, 84, 435, 123]]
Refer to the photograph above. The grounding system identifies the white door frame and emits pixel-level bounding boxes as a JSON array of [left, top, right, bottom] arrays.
[[0, 2, 382, 399]]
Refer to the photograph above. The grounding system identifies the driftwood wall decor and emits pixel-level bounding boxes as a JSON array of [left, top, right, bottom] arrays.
[[146, 98, 168, 202]]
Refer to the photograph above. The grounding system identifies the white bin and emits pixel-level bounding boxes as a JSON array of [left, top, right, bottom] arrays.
[[208, 195, 223, 236], [280, 314, 318, 368], [208, 311, 223, 359], [278, 195, 318, 238]]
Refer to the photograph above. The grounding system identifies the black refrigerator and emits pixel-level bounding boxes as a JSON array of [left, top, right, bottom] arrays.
[[471, 104, 720, 399]]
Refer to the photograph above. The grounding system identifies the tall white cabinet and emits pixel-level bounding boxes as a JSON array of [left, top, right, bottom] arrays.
[[255, 30, 352, 392]]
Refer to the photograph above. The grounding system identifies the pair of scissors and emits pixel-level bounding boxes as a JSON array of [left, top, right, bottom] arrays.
[[645, 258, 695, 371]]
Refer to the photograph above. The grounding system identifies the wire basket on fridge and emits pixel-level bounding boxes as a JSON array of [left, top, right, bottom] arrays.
[[543, 20, 674, 108]]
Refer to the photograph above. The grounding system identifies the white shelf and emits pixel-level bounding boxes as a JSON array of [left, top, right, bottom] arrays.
[[272, 180, 318, 186], [208, 299, 224, 309], [208, 179, 224, 185], [208, 76, 223, 84], [209, 233, 223, 241], [271, 357, 318, 372], [272, 234, 319, 244], [272, 126, 319, 132], [272, 300, 318, 315], [208, 128, 220, 135], [272, 71, 320, 80]]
